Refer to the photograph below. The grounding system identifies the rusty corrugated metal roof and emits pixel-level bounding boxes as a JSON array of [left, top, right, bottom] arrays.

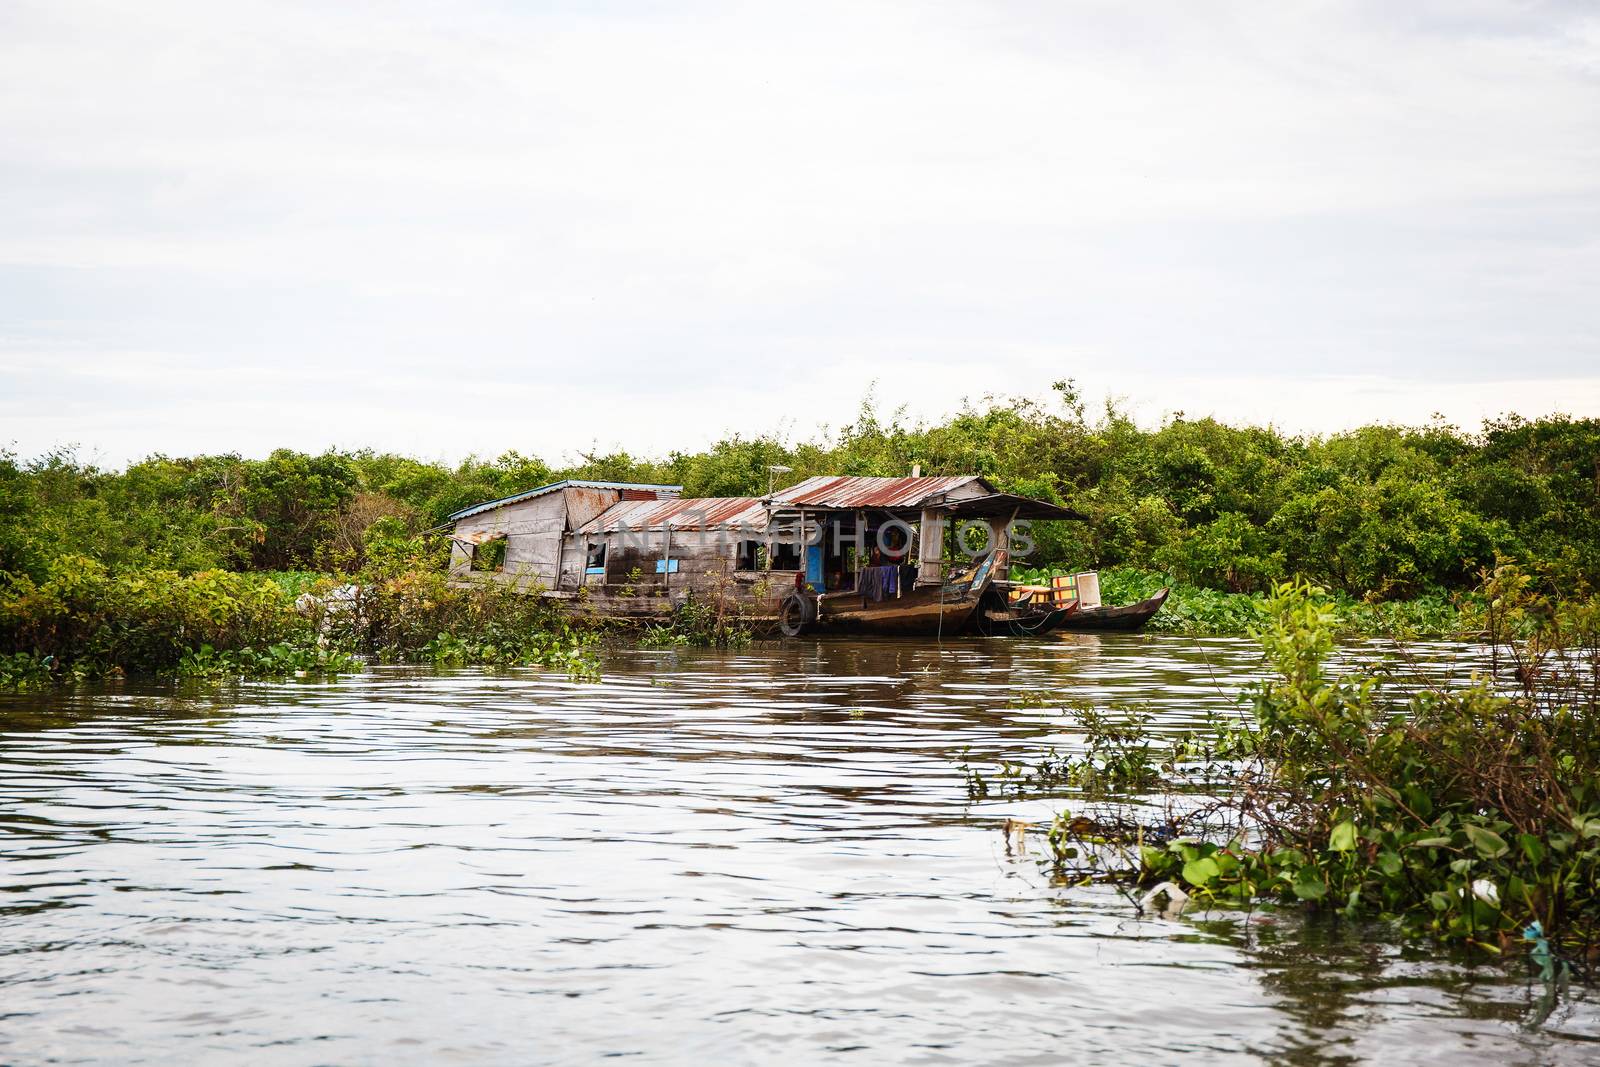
[[575, 476, 1079, 532], [770, 475, 993, 510], [580, 497, 773, 534]]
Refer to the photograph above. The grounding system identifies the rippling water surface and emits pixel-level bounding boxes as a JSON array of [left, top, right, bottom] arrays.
[[3, 635, 1596, 1065]]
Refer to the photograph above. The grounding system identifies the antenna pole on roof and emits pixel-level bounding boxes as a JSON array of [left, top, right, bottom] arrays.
[[766, 464, 794, 497]]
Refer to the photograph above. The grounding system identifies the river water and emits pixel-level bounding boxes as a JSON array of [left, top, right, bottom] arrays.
[[2, 635, 1596, 1065]]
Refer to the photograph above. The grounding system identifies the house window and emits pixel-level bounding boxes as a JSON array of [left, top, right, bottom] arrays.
[[472, 536, 507, 573], [585, 542, 607, 575], [736, 540, 760, 570], [769, 542, 801, 570]]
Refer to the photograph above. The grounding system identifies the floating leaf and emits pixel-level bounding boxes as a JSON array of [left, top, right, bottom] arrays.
[[1182, 856, 1220, 887], [1292, 877, 1327, 901]]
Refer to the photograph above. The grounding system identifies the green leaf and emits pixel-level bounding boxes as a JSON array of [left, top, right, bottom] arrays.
[[1292, 877, 1327, 901], [1518, 833, 1545, 865], [1182, 856, 1221, 887], [1329, 821, 1358, 852], [1463, 824, 1509, 860], [1138, 845, 1169, 872]]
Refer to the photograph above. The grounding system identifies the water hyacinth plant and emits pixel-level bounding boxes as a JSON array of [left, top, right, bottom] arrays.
[[1010, 564, 1462, 637]]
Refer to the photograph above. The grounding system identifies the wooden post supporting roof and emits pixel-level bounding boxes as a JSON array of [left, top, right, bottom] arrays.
[[988, 507, 1019, 581], [917, 508, 945, 585]]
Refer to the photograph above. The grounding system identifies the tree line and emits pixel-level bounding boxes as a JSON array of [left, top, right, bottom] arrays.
[[4, 382, 1597, 601]]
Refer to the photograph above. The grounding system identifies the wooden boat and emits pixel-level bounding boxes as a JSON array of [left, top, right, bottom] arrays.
[[962, 574, 1172, 638], [980, 600, 1083, 637], [1052, 588, 1170, 632], [778, 555, 998, 637], [1034, 600, 1086, 633], [972, 586, 1081, 637], [807, 583, 986, 636]]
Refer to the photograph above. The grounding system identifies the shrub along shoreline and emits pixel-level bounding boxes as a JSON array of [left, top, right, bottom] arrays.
[[1, 555, 1484, 692], [0, 549, 597, 691], [4, 392, 1595, 683]]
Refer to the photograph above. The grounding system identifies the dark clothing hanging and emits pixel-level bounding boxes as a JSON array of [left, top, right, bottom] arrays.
[[859, 564, 900, 602]]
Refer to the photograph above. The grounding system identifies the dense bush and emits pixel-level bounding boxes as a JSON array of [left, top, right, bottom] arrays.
[[321, 566, 596, 674], [0, 556, 309, 681], [639, 591, 754, 650], [0, 535, 597, 687]]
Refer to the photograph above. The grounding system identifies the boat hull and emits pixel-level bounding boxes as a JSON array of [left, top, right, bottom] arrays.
[[1032, 601, 1084, 634], [1052, 588, 1169, 633], [812, 585, 983, 637], [972, 592, 1082, 637]]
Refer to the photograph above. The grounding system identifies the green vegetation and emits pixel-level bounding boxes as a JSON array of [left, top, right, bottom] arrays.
[[325, 563, 598, 677], [639, 592, 754, 650], [8, 384, 1598, 602], [2, 557, 311, 684], [1013, 565, 1463, 637], [0, 541, 596, 689], [3, 384, 1598, 682], [969, 565, 1600, 974]]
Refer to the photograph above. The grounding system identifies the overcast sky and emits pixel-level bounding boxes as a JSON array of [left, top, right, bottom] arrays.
[[2, 0, 1597, 466]]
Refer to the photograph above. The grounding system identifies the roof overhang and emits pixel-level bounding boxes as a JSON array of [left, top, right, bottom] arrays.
[[940, 493, 1084, 521]]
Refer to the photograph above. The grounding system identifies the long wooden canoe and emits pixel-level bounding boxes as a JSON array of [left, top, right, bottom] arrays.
[[1052, 588, 1169, 633]]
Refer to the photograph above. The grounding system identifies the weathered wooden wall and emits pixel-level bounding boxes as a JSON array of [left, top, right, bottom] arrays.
[[449, 491, 573, 589], [567, 529, 794, 620]]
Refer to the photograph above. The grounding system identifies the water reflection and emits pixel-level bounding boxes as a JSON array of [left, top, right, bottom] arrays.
[[1, 635, 1594, 1064]]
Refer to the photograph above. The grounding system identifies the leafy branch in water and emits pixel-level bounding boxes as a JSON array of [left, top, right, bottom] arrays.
[[977, 563, 1600, 976], [963, 705, 1166, 800], [176, 636, 362, 679], [312, 533, 600, 678]]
